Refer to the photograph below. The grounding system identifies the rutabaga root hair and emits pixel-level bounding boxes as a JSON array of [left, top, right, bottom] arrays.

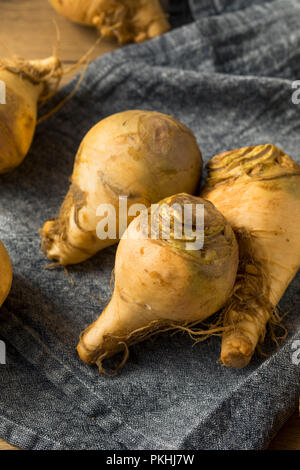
[[0, 56, 63, 100], [0, 37, 98, 173]]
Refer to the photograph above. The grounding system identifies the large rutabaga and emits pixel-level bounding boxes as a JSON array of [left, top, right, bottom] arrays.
[[201, 144, 300, 368], [77, 193, 238, 373], [40, 110, 202, 266]]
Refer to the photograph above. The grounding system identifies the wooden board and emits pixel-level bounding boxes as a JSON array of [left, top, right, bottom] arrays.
[[0, 0, 119, 86], [0, 0, 299, 451]]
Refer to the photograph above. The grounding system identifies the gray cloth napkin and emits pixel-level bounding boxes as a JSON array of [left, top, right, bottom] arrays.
[[0, 0, 299, 450]]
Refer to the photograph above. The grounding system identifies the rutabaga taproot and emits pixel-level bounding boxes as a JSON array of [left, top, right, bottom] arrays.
[[201, 144, 300, 368], [40, 110, 202, 266], [77, 193, 239, 373], [0, 56, 62, 173], [0, 241, 12, 307], [50, 0, 170, 43]]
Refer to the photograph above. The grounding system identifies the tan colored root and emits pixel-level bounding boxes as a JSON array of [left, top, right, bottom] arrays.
[[44, 261, 75, 286], [0, 33, 101, 126], [50, 0, 170, 42], [37, 59, 88, 124], [91, 294, 109, 307], [220, 228, 287, 366], [63, 266, 75, 286], [80, 316, 230, 376], [256, 305, 289, 357], [96, 343, 129, 376], [77, 194, 239, 374]]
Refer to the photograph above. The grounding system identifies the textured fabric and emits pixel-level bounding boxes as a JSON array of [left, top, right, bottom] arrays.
[[0, 0, 299, 450]]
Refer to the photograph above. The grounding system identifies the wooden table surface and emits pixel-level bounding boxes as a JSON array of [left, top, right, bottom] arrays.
[[0, 0, 299, 451]]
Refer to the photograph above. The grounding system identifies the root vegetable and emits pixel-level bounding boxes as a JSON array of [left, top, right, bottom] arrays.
[[0, 56, 62, 173], [0, 241, 12, 307], [50, 0, 170, 43], [77, 193, 239, 372], [201, 144, 300, 368], [40, 110, 202, 266]]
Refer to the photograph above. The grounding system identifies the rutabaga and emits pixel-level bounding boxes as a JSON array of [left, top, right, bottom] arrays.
[[50, 0, 170, 43], [202, 144, 300, 368], [40, 110, 202, 266], [0, 241, 12, 307], [77, 193, 238, 373]]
